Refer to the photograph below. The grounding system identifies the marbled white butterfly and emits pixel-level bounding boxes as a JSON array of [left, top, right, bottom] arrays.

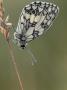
[[14, 1, 59, 49]]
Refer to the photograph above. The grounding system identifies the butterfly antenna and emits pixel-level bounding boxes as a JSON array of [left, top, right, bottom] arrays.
[[7, 40, 24, 90], [26, 45, 37, 66]]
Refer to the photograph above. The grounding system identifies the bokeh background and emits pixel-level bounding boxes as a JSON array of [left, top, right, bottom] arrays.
[[0, 0, 67, 90]]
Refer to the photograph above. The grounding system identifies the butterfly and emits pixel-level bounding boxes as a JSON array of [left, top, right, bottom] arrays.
[[14, 1, 59, 49]]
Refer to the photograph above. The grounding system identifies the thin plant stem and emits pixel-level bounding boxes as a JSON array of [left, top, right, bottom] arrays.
[[7, 41, 24, 90]]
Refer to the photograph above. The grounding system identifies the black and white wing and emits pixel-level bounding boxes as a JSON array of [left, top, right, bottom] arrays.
[[14, 1, 59, 49]]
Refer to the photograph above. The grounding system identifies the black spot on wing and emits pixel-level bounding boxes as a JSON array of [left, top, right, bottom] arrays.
[[32, 30, 39, 39]]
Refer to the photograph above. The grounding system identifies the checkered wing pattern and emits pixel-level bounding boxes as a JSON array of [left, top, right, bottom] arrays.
[[14, 1, 59, 48]]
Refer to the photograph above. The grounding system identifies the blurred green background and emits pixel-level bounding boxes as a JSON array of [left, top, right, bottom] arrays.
[[0, 0, 67, 90]]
